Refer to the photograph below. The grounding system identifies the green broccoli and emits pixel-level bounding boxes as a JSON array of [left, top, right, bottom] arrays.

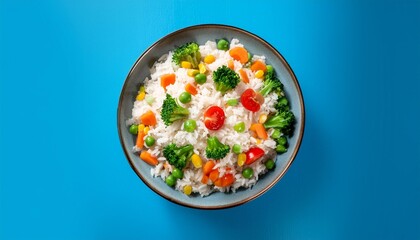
[[212, 65, 240, 94], [258, 66, 283, 97], [205, 136, 230, 160], [161, 94, 190, 126], [275, 96, 290, 112], [163, 143, 194, 169], [172, 42, 201, 69], [263, 110, 295, 137]]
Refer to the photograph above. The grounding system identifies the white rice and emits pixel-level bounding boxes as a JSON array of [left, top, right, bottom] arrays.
[[127, 39, 279, 196]]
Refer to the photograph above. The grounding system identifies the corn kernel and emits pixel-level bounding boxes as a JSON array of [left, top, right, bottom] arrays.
[[187, 69, 199, 77], [198, 63, 207, 74], [258, 114, 267, 124], [143, 126, 150, 134], [183, 185, 192, 195], [255, 70, 264, 79], [138, 124, 145, 132], [191, 154, 202, 168], [204, 55, 216, 64], [237, 153, 246, 167], [181, 61, 192, 69], [136, 91, 146, 100], [256, 139, 262, 145]]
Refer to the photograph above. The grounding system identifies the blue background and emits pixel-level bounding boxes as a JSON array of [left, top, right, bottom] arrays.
[[1, 0, 419, 239]]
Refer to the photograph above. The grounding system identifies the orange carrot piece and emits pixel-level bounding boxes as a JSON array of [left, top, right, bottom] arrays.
[[160, 73, 176, 90], [250, 60, 267, 72], [250, 123, 268, 140], [140, 110, 157, 126], [209, 169, 220, 183], [203, 160, 216, 175], [136, 131, 145, 148], [201, 175, 209, 184], [227, 60, 234, 70], [214, 178, 223, 187], [229, 47, 249, 64], [221, 174, 235, 187], [140, 151, 158, 166], [239, 69, 249, 83], [185, 83, 198, 95]]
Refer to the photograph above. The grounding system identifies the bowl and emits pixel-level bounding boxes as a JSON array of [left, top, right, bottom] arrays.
[[117, 24, 305, 209]]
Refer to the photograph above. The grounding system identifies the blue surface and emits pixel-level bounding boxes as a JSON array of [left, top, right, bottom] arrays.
[[1, 0, 419, 239]]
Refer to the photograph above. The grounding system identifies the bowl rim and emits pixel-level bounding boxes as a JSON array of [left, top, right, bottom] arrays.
[[117, 24, 305, 209]]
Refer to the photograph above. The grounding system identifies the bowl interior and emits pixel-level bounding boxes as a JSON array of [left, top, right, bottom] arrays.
[[118, 24, 304, 209]]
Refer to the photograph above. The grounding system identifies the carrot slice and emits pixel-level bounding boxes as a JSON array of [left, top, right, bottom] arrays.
[[209, 169, 220, 183], [229, 47, 248, 64], [221, 174, 235, 187], [136, 131, 145, 148], [214, 178, 223, 187], [238, 69, 249, 83], [201, 175, 209, 184], [140, 110, 157, 126], [203, 160, 216, 175], [250, 123, 268, 140], [185, 83, 198, 95], [250, 60, 267, 72], [140, 151, 158, 166], [160, 73, 176, 90], [227, 60, 234, 70]]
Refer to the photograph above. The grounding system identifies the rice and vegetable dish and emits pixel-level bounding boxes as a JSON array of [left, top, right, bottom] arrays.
[[127, 38, 295, 196]]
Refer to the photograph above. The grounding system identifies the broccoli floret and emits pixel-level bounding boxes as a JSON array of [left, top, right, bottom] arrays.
[[212, 65, 240, 94], [275, 96, 290, 112], [163, 143, 194, 169], [205, 136, 230, 160], [161, 94, 190, 126], [259, 67, 283, 97], [172, 42, 201, 69], [263, 110, 295, 136]]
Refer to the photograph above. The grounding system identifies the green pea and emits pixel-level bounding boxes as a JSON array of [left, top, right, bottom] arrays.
[[265, 159, 275, 170], [248, 52, 252, 62], [271, 129, 281, 139], [129, 124, 138, 134], [194, 73, 207, 84], [145, 136, 155, 147], [226, 99, 238, 106], [179, 92, 192, 104], [242, 167, 254, 179], [233, 122, 245, 133], [217, 39, 229, 50], [165, 175, 176, 187], [172, 168, 184, 179], [278, 136, 287, 146], [276, 144, 287, 153], [232, 144, 241, 154], [184, 119, 197, 132], [266, 65, 274, 75]]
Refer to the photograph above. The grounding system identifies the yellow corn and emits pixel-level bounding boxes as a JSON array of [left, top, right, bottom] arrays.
[[256, 139, 262, 145], [204, 55, 215, 64], [136, 91, 146, 101], [183, 185, 192, 195], [237, 153, 246, 167], [198, 63, 207, 74], [143, 126, 150, 134], [258, 114, 267, 124], [191, 154, 202, 168], [187, 69, 199, 77], [181, 61, 192, 69], [255, 70, 264, 79], [138, 124, 145, 132]]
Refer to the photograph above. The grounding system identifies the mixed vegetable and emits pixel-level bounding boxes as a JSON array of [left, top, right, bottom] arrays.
[[128, 38, 296, 195]]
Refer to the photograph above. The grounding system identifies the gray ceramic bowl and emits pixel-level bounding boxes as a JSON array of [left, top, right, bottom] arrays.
[[118, 24, 305, 209]]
